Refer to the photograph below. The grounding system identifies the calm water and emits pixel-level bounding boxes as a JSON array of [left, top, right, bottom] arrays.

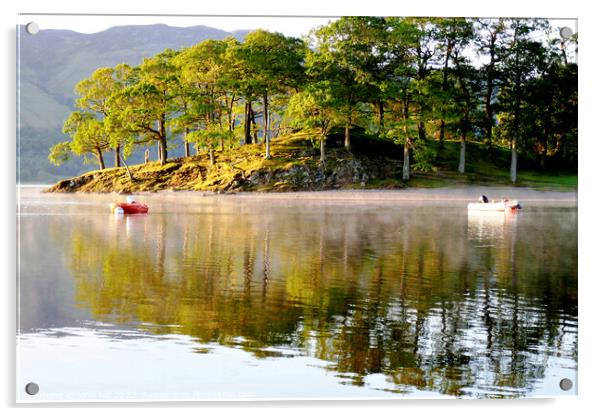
[[16, 187, 578, 401]]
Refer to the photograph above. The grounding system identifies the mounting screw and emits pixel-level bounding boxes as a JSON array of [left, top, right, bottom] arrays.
[[559, 27, 573, 40], [25, 382, 39, 395], [25, 22, 40, 35], [559, 378, 573, 391]]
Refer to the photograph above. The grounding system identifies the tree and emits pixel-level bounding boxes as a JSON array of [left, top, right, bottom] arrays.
[[286, 85, 343, 163], [50, 18, 577, 187], [383, 17, 425, 181], [496, 19, 549, 183], [107, 50, 180, 165], [52, 111, 111, 170], [48, 141, 73, 167], [519, 58, 577, 171], [174, 39, 237, 156], [475, 19, 510, 147], [224, 38, 260, 145], [405, 18, 439, 142], [240, 30, 305, 159], [450, 51, 480, 173], [72, 65, 131, 167], [310, 17, 388, 150], [431, 18, 475, 146]]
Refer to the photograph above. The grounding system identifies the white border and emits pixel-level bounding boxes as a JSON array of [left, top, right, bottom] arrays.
[[3, 0, 599, 414]]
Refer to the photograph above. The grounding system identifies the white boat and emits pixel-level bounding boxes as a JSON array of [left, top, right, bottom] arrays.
[[467, 199, 522, 212]]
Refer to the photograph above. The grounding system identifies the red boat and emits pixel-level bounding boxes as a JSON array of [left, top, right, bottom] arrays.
[[110, 200, 149, 214]]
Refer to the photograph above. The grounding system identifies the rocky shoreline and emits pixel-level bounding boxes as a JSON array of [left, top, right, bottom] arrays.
[[45, 153, 403, 194]]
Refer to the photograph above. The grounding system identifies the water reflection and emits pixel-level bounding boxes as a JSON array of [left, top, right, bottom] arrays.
[[18, 192, 578, 398]]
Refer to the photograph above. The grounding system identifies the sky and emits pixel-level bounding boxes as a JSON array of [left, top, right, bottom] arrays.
[[17, 14, 577, 40], [16, 14, 337, 38]]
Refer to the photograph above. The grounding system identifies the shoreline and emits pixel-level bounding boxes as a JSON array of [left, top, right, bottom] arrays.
[[20, 184, 577, 203]]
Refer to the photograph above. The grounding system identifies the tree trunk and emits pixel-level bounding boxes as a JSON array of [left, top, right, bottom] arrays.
[[244, 101, 252, 144], [402, 99, 411, 181], [458, 132, 466, 174], [158, 139, 167, 165], [484, 42, 496, 147], [540, 111, 551, 170], [251, 108, 258, 144], [263, 93, 270, 159], [184, 128, 190, 158], [510, 32, 521, 185], [320, 135, 326, 164], [220, 137, 224, 152], [402, 138, 411, 181], [510, 138, 517, 184], [158, 115, 168, 165], [401, 97, 412, 181], [378, 101, 385, 133], [227, 95, 235, 134], [344, 123, 351, 151], [144, 149, 150, 164], [418, 121, 426, 141], [485, 80, 493, 145], [209, 148, 215, 165], [114, 144, 121, 167], [561, 41, 568, 66], [539, 137, 547, 170], [439, 42, 452, 144], [120, 153, 134, 181], [96, 147, 105, 170]]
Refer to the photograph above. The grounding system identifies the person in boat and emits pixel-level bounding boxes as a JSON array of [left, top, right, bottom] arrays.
[[479, 195, 489, 203]]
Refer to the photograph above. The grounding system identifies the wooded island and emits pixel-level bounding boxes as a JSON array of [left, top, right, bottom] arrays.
[[48, 17, 577, 193]]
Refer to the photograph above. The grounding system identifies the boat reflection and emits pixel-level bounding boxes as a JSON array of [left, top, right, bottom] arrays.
[[467, 210, 519, 244]]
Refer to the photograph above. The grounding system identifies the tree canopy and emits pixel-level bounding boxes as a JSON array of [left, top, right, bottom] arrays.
[[51, 18, 577, 183]]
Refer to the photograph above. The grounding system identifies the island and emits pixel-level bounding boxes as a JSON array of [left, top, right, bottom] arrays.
[[43, 17, 576, 194]]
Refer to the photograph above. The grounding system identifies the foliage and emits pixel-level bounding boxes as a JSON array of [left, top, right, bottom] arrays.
[[412, 140, 437, 171], [51, 19, 578, 185], [48, 141, 72, 166]]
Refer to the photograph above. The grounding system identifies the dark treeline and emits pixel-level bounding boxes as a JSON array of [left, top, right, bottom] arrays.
[[49, 17, 577, 183]]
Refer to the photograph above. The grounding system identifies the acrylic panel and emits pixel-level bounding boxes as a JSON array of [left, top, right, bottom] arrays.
[[16, 14, 578, 402]]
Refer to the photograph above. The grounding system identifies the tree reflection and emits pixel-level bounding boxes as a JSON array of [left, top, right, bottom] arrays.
[[55, 204, 577, 397]]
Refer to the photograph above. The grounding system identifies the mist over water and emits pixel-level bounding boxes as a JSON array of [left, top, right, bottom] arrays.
[[17, 187, 577, 400]]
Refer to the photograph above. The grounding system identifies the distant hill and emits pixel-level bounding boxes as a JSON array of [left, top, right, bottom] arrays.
[[17, 24, 249, 183]]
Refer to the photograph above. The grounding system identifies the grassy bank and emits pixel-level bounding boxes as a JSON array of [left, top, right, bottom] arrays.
[[46, 132, 577, 193]]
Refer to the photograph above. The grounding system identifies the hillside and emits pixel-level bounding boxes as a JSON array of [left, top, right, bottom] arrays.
[[46, 133, 577, 193], [17, 24, 249, 183]]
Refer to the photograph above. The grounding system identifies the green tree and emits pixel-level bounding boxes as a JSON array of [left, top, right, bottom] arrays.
[[496, 19, 549, 183], [450, 50, 480, 173], [286, 85, 343, 163], [519, 57, 577, 171], [405, 18, 439, 143], [57, 65, 132, 168], [107, 50, 180, 165], [51, 112, 111, 169], [382, 17, 424, 180], [431, 18, 475, 145], [224, 38, 260, 145], [309, 17, 389, 149], [240, 30, 305, 159], [174, 39, 237, 157], [474, 18, 510, 147]]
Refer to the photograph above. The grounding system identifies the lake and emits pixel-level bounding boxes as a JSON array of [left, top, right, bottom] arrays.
[[16, 186, 578, 401]]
